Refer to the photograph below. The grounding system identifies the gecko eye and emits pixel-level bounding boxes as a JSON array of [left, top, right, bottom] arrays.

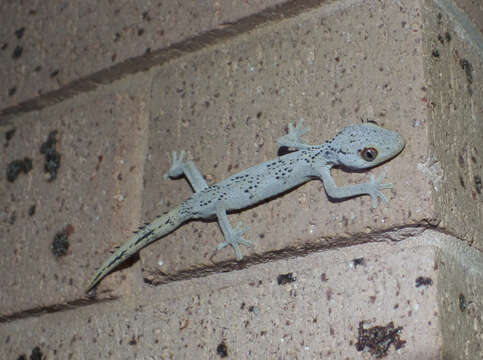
[[360, 147, 378, 162]]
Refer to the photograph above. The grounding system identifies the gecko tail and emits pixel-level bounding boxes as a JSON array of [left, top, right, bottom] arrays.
[[85, 206, 185, 293]]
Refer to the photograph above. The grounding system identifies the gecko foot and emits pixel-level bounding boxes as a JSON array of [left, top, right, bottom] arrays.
[[164, 151, 186, 180], [288, 119, 311, 139], [367, 172, 392, 209], [277, 119, 311, 149], [216, 222, 252, 260]]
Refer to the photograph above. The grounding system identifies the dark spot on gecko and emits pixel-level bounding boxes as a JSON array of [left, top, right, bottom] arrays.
[[459, 174, 465, 188], [352, 258, 365, 268], [8, 87, 16, 96], [50, 69, 59, 78], [28, 204, 36, 216], [415, 276, 433, 287], [7, 157, 33, 182], [15, 27, 25, 39], [1, 43, 7, 50], [277, 273, 296, 285], [12, 45, 23, 59], [40, 130, 61, 182], [431, 49, 439, 58], [128, 335, 138, 345], [355, 321, 406, 358], [437, 34, 444, 44], [445, 32, 451, 42], [134, 229, 154, 245], [107, 250, 127, 269], [34, 65, 42, 72], [216, 341, 228, 358]]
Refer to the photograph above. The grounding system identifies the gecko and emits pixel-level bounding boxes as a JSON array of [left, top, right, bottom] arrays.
[[86, 120, 405, 292]]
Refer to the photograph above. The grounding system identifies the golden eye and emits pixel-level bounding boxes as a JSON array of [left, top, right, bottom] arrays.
[[360, 147, 378, 162]]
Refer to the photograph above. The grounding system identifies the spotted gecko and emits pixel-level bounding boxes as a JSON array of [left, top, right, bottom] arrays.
[[86, 120, 405, 292]]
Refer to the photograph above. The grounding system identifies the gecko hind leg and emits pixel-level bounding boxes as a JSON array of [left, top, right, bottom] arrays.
[[216, 207, 252, 260], [164, 150, 209, 193]]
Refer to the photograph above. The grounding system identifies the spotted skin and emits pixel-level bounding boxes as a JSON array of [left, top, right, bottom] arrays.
[[86, 121, 405, 292]]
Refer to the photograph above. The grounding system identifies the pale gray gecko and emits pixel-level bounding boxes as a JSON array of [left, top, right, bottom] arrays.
[[86, 120, 405, 292]]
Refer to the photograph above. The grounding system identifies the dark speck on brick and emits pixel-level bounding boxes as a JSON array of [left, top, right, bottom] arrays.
[[15, 27, 25, 39], [5, 127, 16, 142], [12, 45, 23, 59], [7, 157, 32, 182], [40, 130, 61, 182], [51, 227, 71, 257], [29, 346, 43, 360], [142, 11, 151, 21]]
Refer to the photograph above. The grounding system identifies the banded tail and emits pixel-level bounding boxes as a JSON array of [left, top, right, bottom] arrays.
[[86, 206, 185, 293]]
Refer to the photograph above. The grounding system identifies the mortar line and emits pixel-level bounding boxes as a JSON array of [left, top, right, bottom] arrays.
[[0, 296, 118, 324], [0, 0, 335, 123], [0, 223, 433, 323]]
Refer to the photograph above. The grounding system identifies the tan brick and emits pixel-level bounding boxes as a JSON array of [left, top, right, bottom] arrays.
[[0, 0, 294, 110], [0, 86, 149, 314], [5, 231, 477, 359], [423, 2, 483, 250]]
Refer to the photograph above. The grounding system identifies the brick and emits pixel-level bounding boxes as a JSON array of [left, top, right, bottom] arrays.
[[0, 0, 293, 111], [423, 3, 483, 250], [0, 89, 149, 314], [5, 231, 478, 359]]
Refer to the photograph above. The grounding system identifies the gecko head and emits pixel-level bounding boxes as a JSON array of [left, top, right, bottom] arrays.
[[329, 123, 405, 170]]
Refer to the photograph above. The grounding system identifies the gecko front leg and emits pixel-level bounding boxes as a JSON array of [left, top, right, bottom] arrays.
[[276, 119, 311, 150], [316, 166, 392, 209], [215, 206, 252, 260]]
